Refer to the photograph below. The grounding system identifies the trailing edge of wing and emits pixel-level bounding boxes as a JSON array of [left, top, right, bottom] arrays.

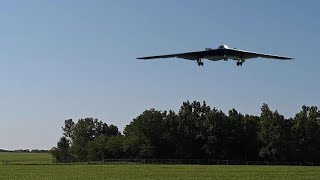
[[226, 49, 293, 60], [255, 53, 293, 60], [137, 49, 224, 61], [137, 54, 177, 60]]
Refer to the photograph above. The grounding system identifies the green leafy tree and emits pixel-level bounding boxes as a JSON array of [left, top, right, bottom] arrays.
[[70, 118, 95, 162], [202, 107, 229, 159], [241, 114, 260, 160], [174, 101, 210, 158], [87, 135, 109, 161], [225, 109, 245, 160], [107, 135, 125, 158], [123, 109, 166, 158], [61, 118, 122, 162], [51, 137, 72, 163], [62, 119, 75, 140], [258, 104, 291, 161], [292, 106, 320, 161]]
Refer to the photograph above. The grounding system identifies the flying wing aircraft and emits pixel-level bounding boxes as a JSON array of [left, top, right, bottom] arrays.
[[137, 44, 293, 66]]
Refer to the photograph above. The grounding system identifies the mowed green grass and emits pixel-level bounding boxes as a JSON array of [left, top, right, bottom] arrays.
[[1, 164, 320, 180], [1, 153, 320, 180], [0, 152, 52, 164]]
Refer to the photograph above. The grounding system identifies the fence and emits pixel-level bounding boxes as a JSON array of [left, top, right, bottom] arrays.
[[3, 159, 320, 166], [100, 159, 320, 166]]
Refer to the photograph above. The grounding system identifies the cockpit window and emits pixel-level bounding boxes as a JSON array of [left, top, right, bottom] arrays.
[[218, 44, 229, 49]]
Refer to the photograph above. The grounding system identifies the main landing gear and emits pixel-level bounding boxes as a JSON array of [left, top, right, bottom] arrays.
[[197, 58, 204, 66], [236, 62, 243, 66], [236, 59, 245, 66]]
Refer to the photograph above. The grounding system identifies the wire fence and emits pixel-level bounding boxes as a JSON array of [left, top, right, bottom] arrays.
[[3, 159, 320, 166], [100, 159, 320, 166]]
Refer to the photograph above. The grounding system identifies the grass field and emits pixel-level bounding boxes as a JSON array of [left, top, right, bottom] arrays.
[[0, 152, 52, 164], [1, 152, 320, 180]]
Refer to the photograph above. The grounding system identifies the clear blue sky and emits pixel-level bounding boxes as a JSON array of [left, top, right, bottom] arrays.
[[1, 0, 319, 150]]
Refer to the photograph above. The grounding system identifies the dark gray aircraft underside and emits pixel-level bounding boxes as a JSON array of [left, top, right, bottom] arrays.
[[138, 44, 293, 66]]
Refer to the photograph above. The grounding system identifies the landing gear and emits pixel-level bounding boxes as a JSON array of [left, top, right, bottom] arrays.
[[223, 55, 228, 61], [236, 58, 245, 66], [197, 58, 204, 66]]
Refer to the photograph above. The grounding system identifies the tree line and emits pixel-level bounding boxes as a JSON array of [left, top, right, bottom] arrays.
[[0, 149, 49, 153], [51, 101, 320, 163]]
